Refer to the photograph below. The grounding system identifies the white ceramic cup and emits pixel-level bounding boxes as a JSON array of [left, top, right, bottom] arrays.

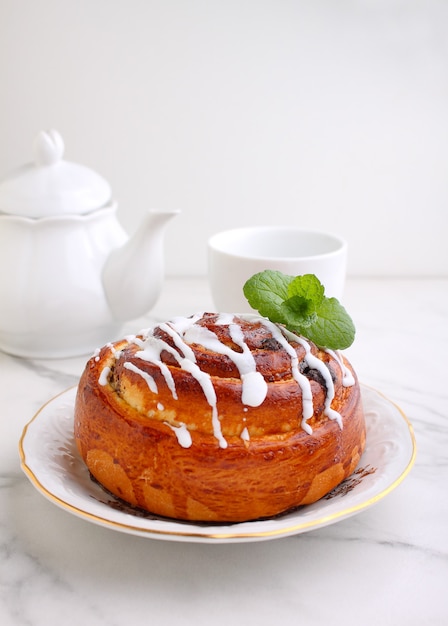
[[207, 226, 347, 313]]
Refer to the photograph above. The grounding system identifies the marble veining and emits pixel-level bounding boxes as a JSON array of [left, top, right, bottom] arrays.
[[1, 277, 447, 626]]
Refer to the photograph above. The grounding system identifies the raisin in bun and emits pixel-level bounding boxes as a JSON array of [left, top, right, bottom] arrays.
[[74, 312, 365, 522]]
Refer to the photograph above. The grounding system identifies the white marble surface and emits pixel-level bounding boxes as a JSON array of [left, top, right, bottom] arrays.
[[1, 277, 447, 625]]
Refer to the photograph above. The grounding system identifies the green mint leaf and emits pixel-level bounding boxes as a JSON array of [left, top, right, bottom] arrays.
[[300, 297, 356, 350], [281, 295, 317, 328], [287, 274, 325, 306], [243, 270, 292, 323], [243, 270, 356, 350]]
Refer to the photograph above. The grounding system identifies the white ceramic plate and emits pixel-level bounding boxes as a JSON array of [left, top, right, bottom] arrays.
[[19, 385, 416, 543]]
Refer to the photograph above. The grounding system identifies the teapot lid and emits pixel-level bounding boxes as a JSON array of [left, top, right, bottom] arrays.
[[0, 129, 112, 218]]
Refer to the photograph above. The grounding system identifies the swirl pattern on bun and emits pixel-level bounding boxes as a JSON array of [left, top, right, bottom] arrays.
[[74, 312, 366, 522]]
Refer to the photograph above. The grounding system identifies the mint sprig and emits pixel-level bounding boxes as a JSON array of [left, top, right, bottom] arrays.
[[243, 271, 355, 350]]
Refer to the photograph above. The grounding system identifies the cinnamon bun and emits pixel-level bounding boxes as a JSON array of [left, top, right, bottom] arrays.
[[74, 312, 365, 522]]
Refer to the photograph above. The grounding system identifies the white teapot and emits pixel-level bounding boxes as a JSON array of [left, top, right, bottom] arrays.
[[0, 130, 179, 358]]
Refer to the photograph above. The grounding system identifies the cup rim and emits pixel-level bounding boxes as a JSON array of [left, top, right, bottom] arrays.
[[208, 226, 347, 261]]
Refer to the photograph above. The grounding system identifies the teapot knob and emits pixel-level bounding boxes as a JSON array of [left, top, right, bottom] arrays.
[[33, 129, 65, 166]]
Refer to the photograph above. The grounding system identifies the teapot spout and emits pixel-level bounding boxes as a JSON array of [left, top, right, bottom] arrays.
[[102, 209, 179, 322]]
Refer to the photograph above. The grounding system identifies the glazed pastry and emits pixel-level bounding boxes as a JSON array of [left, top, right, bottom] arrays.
[[74, 312, 366, 522]]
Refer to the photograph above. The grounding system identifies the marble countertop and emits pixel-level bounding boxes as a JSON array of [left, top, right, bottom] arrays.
[[1, 277, 447, 626]]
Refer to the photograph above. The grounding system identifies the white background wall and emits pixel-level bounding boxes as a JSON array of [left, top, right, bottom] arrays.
[[1, 0, 447, 277]]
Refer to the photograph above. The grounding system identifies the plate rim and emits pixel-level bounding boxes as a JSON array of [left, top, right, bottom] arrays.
[[19, 384, 417, 543]]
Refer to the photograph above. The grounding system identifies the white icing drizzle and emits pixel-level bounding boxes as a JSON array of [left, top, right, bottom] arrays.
[[127, 333, 147, 350], [136, 325, 228, 449], [229, 323, 268, 407], [183, 322, 268, 407], [326, 349, 355, 387], [255, 318, 315, 434], [304, 349, 342, 428], [124, 361, 158, 394], [177, 355, 227, 449], [118, 313, 348, 448], [159, 321, 198, 362], [135, 335, 179, 400], [215, 312, 235, 325], [280, 325, 343, 430], [106, 342, 122, 358], [165, 422, 192, 448], [98, 366, 111, 386]]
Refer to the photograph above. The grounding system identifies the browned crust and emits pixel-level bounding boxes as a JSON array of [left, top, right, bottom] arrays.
[[74, 315, 366, 522]]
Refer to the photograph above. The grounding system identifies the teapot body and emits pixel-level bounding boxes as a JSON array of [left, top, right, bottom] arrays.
[[0, 203, 128, 358], [0, 130, 178, 358]]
